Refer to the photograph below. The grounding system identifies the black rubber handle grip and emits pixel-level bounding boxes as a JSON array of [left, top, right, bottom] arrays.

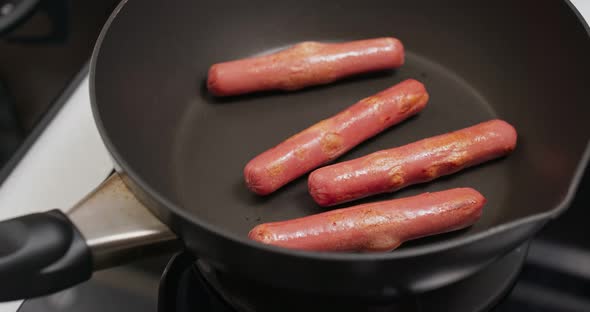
[[0, 209, 92, 301]]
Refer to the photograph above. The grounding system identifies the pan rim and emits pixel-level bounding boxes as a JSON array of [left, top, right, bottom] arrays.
[[89, 0, 590, 262]]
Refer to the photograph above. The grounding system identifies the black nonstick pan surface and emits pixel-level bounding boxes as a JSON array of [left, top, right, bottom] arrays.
[[90, 0, 590, 294]]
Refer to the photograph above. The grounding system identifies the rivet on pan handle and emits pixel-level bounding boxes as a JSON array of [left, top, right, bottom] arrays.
[[68, 173, 179, 270]]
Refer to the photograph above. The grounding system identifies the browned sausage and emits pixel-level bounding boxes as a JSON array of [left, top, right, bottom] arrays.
[[244, 79, 429, 195], [308, 119, 517, 206], [208, 38, 404, 96], [249, 188, 485, 252]]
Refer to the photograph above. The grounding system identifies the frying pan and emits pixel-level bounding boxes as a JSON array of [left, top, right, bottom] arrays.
[[1, 0, 590, 303]]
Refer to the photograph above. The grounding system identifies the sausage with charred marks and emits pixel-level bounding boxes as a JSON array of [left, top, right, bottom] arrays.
[[208, 37, 405, 96], [244, 79, 429, 195], [309, 119, 517, 206], [248, 188, 485, 252]]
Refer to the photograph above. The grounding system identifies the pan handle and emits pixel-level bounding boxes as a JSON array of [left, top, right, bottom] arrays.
[[0, 210, 92, 301], [0, 173, 179, 301]]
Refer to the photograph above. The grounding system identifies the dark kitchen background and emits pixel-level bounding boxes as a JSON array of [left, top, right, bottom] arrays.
[[2, 0, 590, 311], [0, 0, 119, 169]]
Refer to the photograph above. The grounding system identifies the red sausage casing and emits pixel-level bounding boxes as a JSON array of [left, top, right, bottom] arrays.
[[208, 38, 404, 96], [249, 188, 485, 252], [309, 119, 517, 206], [244, 79, 429, 195]]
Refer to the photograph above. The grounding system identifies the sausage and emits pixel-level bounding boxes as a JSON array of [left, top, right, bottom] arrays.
[[244, 79, 429, 195], [308, 119, 517, 206], [208, 38, 404, 96], [248, 188, 485, 252]]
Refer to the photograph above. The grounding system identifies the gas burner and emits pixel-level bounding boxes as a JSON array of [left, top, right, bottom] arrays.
[[159, 244, 528, 312]]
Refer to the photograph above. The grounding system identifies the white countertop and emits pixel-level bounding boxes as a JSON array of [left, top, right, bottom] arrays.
[[0, 76, 113, 221], [0, 1, 589, 310], [0, 76, 112, 312]]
